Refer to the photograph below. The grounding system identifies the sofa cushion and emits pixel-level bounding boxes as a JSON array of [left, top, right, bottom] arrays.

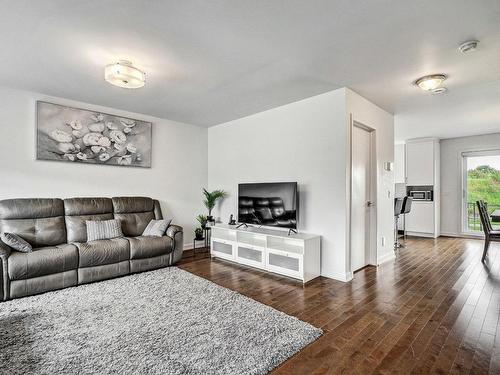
[[128, 236, 173, 260], [0, 198, 66, 247], [8, 244, 78, 280], [75, 238, 130, 268], [64, 198, 113, 242], [142, 219, 172, 237], [0, 198, 64, 219], [86, 219, 123, 241], [112, 197, 154, 214], [1, 232, 32, 253], [112, 197, 155, 236]]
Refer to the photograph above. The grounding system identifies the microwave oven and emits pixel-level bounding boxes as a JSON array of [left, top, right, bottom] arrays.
[[408, 190, 433, 201]]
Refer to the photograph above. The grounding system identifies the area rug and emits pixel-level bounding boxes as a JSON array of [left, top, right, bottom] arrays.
[[0, 267, 322, 375]]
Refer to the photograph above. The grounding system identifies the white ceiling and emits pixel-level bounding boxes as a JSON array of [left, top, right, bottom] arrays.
[[0, 1, 499, 135]]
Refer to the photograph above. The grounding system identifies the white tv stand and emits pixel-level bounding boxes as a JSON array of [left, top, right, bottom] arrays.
[[210, 224, 321, 283]]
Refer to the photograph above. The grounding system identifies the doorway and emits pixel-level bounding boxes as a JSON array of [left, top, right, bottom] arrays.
[[350, 122, 376, 272], [462, 150, 500, 234]]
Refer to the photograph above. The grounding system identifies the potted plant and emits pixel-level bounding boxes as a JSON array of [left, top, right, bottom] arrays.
[[196, 214, 208, 229], [203, 188, 228, 222], [194, 227, 204, 240]]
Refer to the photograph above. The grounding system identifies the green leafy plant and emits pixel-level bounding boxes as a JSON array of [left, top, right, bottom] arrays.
[[196, 214, 208, 228], [203, 188, 228, 217]]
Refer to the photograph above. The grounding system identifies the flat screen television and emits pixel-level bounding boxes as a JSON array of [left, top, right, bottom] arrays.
[[238, 182, 298, 230]]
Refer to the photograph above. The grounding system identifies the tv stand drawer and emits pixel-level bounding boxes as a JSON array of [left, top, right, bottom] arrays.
[[211, 239, 235, 260], [266, 249, 302, 279], [236, 245, 265, 269]]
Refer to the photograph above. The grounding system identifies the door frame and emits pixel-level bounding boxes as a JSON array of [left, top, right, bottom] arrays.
[[348, 118, 378, 275], [461, 148, 500, 236]]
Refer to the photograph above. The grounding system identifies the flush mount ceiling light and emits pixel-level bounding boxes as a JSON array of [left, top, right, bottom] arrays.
[[104, 60, 146, 89], [431, 87, 448, 95], [459, 40, 479, 54], [414, 74, 447, 92]]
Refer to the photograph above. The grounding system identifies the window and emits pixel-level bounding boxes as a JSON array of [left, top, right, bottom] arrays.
[[463, 150, 500, 233]]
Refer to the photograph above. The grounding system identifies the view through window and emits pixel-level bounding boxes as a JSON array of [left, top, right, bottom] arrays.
[[464, 152, 500, 232]]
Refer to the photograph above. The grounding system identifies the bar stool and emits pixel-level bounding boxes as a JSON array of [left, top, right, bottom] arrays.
[[400, 196, 413, 245], [394, 197, 404, 250]]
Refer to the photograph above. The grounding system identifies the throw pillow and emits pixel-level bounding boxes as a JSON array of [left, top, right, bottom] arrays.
[[1, 232, 32, 253], [142, 219, 172, 237], [86, 219, 123, 242]]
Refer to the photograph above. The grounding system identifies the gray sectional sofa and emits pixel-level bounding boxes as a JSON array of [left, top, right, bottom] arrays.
[[0, 196, 183, 301]]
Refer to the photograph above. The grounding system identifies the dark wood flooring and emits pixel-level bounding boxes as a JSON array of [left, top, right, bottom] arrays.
[[178, 237, 500, 374]]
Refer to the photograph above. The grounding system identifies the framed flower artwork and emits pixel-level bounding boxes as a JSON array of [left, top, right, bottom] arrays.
[[36, 101, 152, 168]]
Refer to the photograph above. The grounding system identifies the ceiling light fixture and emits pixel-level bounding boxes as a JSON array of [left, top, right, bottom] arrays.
[[459, 40, 479, 54], [431, 87, 448, 95], [414, 74, 447, 91], [105, 60, 146, 89]]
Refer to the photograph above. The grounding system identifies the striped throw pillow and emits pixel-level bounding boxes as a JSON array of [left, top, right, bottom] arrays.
[[142, 219, 172, 237], [86, 219, 123, 242]]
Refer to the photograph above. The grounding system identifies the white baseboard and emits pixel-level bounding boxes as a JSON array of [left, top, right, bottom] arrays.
[[183, 243, 194, 251], [406, 231, 437, 238], [377, 251, 396, 265], [440, 231, 483, 239], [321, 270, 353, 282], [183, 243, 212, 251]]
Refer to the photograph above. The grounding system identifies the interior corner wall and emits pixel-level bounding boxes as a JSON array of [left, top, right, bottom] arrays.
[[441, 132, 500, 236], [0, 86, 208, 248], [207, 88, 350, 280], [345, 89, 395, 265]]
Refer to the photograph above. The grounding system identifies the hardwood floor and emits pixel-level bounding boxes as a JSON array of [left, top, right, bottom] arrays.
[[178, 237, 500, 374]]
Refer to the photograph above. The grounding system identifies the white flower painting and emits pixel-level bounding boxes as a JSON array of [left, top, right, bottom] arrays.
[[36, 101, 152, 168]]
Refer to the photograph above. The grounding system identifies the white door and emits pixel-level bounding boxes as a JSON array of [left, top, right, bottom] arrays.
[[351, 125, 373, 272]]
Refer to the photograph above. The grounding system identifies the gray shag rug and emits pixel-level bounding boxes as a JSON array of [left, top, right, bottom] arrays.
[[0, 267, 322, 375]]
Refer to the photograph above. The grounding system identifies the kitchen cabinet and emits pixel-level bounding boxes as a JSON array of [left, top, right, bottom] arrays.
[[402, 138, 440, 238], [406, 140, 436, 185], [405, 202, 435, 235]]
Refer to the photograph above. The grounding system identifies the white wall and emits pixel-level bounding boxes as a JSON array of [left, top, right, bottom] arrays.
[[441, 132, 500, 236], [346, 89, 395, 265], [0, 87, 208, 247], [209, 89, 349, 280], [208, 88, 394, 281]]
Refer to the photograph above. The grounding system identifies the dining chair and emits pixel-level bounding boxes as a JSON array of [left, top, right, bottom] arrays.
[[476, 200, 500, 262]]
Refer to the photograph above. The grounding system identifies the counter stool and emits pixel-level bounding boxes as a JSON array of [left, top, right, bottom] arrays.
[[394, 197, 404, 250]]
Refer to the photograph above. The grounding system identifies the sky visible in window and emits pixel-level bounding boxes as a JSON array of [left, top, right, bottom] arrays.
[[467, 155, 500, 170]]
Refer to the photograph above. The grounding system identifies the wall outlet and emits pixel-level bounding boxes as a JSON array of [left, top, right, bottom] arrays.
[[381, 236, 386, 246]]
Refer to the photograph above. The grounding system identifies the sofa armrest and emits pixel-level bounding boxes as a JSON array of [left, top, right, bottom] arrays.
[[166, 225, 183, 265], [0, 240, 11, 301]]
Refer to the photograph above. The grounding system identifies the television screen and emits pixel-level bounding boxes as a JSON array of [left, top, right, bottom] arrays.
[[238, 182, 298, 229]]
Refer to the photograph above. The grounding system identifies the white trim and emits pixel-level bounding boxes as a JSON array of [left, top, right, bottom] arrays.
[[405, 137, 440, 143], [349, 118, 378, 274], [461, 149, 500, 235], [440, 231, 484, 239], [377, 251, 396, 265], [406, 231, 435, 238], [322, 269, 353, 282], [461, 148, 500, 157], [183, 243, 194, 251]]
